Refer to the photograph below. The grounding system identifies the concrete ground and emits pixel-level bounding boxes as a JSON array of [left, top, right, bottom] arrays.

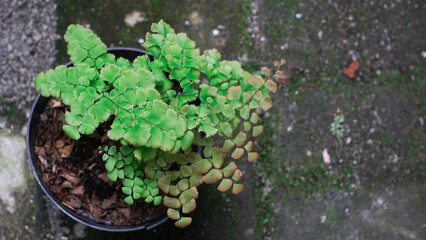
[[0, 0, 424, 239]]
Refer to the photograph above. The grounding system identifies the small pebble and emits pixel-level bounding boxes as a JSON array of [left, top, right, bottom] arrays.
[[295, 13, 302, 19], [137, 38, 145, 44], [318, 30, 323, 40], [212, 29, 220, 36]]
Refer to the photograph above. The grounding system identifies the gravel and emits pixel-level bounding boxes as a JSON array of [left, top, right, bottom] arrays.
[[0, 0, 58, 115]]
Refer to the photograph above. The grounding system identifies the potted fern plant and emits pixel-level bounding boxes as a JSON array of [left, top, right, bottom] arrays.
[[27, 20, 277, 230]]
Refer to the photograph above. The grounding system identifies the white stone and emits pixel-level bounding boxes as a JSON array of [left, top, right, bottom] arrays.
[[124, 11, 146, 27], [212, 29, 220, 36], [322, 149, 330, 164], [295, 13, 302, 19], [0, 134, 26, 213], [317, 30, 323, 40]]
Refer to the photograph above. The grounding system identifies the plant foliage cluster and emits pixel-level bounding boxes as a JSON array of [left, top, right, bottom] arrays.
[[35, 20, 277, 228]]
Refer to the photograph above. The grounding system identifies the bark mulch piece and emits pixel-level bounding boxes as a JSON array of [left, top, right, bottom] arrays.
[[34, 98, 165, 226]]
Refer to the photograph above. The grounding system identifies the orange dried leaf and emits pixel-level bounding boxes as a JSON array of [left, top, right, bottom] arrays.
[[247, 76, 263, 89], [250, 112, 259, 124], [244, 141, 253, 152], [189, 171, 203, 187], [217, 178, 233, 192], [243, 92, 252, 103], [226, 86, 242, 100], [342, 61, 359, 79], [223, 161, 237, 178], [252, 125, 263, 137], [175, 217, 192, 228], [265, 80, 277, 93], [192, 159, 212, 174], [260, 97, 272, 111], [231, 148, 244, 159], [158, 175, 170, 194], [222, 139, 235, 152], [234, 131, 247, 147], [232, 183, 244, 194], [202, 169, 223, 184], [207, 86, 218, 96], [261, 67, 271, 75], [182, 199, 197, 214], [179, 187, 199, 204], [273, 60, 279, 67], [247, 152, 258, 162], [275, 71, 284, 78], [163, 196, 181, 208], [232, 169, 242, 181], [167, 208, 180, 220]]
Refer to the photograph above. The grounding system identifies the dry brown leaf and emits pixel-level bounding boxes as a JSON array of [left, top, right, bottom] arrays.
[[58, 144, 74, 158], [61, 172, 80, 185], [61, 181, 73, 189], [70, 185, 85, 196]]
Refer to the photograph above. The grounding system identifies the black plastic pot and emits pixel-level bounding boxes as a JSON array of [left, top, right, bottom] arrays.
[[27, 47, 168, 232]]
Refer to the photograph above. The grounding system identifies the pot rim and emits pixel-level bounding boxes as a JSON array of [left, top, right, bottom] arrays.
[[26, 47, 169, 232]]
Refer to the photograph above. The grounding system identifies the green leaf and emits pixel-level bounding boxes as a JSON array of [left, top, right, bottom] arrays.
[[124, 124, 151, 146], [199, 123, 217, 137], [147, 126, 162, 148], [180, 131, 194, 150], [151, 19, 175, 37], [154, 196, 162, 205], [124, 196, 134, 204], [146, 100, 167, 124], [124, 165, 135, 178], [173, 117, 187, 138], [122, 187, 132, 195], [159, 109, 178, 130], [63, 125, 80, 140], [108, 168, 119, 181], [160, 130, 177, 152]]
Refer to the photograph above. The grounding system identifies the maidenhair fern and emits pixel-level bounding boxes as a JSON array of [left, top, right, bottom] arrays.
[[35, 20, 278, 228]]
